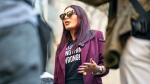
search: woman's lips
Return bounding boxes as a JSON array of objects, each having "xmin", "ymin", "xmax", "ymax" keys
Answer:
[{"xmin": 65, "ymin": 21, "xmax": 70, "ymax": 25}]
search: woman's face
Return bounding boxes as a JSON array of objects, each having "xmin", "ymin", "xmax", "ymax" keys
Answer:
[{"xmin": 62, "ymin": 7, "xmax": 78, "ymax": 30}]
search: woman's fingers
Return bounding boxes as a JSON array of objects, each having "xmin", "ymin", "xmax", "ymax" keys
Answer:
[
  {"xmin": 90, "ymin": 58, "xmax": 93, "ymax": 63},
  {"xmin": 78, "ymin": 66, "xmax": 88, "ymax": 71},
  {"xmin": 77, "ymin": 60, "xmax": 98, "ymax": 73},
  {"xmin": 77, "ymin": 70, "xmax": 85, "ymax": 73},
  {"xmin": 83, "ymin": 63, "xmax": 91, "ymax": 66},
  {"xmin": 77, "ymin": 67, "xmax": 85, "ymax": 70},
  {"xmin": 79, "ymin": 65, "xmax": 88, "ymax": 68},
  {"xmin": 77, "ymin": 67, "xmax": 86, "ymax": 74}
]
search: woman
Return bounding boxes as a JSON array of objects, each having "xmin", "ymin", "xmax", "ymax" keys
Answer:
[{"xmin": 54, "ymin": 5, "xmax": 109, "ymax": 84}]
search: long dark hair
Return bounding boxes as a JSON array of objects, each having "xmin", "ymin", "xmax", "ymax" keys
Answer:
[{"xmin": 57, "ymin": 5, "xmax": 95, "ymax": 55}]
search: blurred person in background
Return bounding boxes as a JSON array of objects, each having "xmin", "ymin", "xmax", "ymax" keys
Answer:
[
  {"xmin": 0, "ymin": 0, "xmax": 43, "ymax": 84},
  {"xmin": 78, "ymin": 0, "xmax": 150, "ymax": 84},
  {"xmin": 54, "ymin": 5, "xmax": 109, "ymax": 84}
]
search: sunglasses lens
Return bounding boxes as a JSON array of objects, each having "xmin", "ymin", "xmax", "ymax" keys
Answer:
[
  {"xmin": 60, "ymin": 10, "xmax": 75, "ymax": 20},
  {"xmin": 67, "ymin": 11, "xmax": 73, "ymax": 17},
  {"xmin": 60, "ymin": 14, "xmax": 65, "ymax": 20}
]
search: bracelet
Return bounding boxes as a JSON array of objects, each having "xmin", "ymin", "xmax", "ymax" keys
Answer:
[{"xmin": 92, "ymin": 66, "xmax": 103, "ymax": 75}]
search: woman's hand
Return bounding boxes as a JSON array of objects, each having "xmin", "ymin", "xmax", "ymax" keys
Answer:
[{"xmin": 77, "ymin": 58, "xmax": 99, "ymax": 74}]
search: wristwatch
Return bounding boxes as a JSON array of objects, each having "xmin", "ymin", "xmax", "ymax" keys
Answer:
[{"xmin": 93, "ymin": 66, "xmax": 103, "ymax": 75}]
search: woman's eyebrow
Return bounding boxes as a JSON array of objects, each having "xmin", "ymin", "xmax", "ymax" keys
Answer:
[{"xmin": 64, "ymin": 10, "xmax": 73, "ymax": 13}]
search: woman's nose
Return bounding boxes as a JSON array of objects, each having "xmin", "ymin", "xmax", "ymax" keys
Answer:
[{"xmin": 64, "ymin": 15, "xmax": 69, "ymax": 20}]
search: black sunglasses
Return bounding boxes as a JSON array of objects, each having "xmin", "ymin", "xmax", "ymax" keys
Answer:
[{"xmin": 60, "ymin": 10, "xmax": 75, "ymax": 20}]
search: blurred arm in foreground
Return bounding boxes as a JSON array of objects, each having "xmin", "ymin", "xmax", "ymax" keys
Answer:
[{"xmin": 0, "ymin": 0, "xmax": 53, "ymax": 84}]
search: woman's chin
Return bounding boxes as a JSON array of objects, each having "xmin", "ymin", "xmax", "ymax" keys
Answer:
[{"xmin": 65, "ymin": 27, "xmax": 74, "ymax": 30}]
